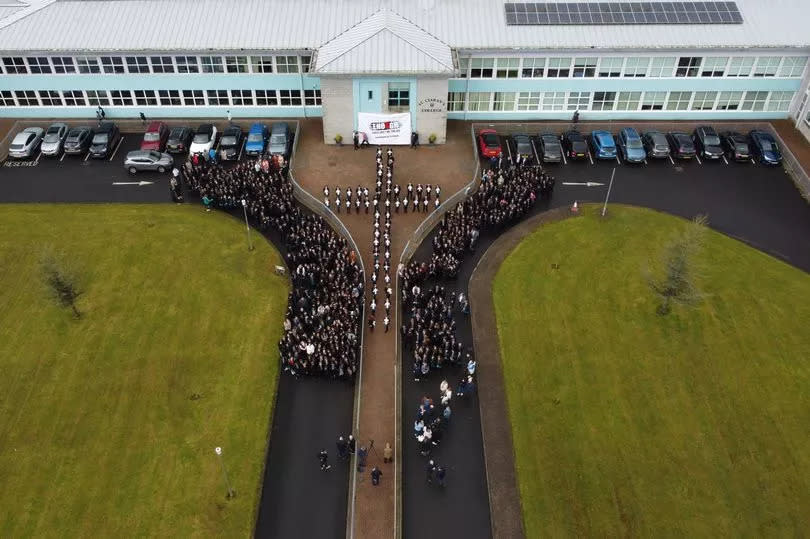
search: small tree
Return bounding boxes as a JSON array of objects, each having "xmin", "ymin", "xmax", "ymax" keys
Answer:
[
  {"xmin": 40, "ymin": 247, "xmax": 83, "ymax": 319},
  {"xmin": 647, "ymin": 214, "xmax": 708, "ymax": 315}
]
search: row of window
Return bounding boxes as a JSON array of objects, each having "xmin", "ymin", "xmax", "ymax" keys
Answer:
[
  {"xmin": 459, "ymin": 56, "xmax": 807, "ymax": 79},
  {"xmin": 447, "ymin": 90, "xmax": 795, "ymax": 113},
  {"xmin": 0, "ymin": 89, "xmax": 322, "ymax": 107},
  {"xmin": 0, "ymin": 54, "xmax": 311, "ymax": 75}
]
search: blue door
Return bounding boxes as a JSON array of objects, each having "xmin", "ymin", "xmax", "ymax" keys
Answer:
[{"xmin": 358, "ymin": 81, "xmax": 382, "ymax": 113}]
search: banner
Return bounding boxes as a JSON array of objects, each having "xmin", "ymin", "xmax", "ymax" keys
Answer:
[{"xmin": 357, "ymin": 112, "xmax": 412, "ymax": 145}]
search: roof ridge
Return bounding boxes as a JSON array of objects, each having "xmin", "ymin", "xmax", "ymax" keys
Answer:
[
  {"xmin": 0, "ymin": 0, "xmax": 54, "ymax": 31},
  {"xmin": 317, "ymin": 25, "xmax": 388, "ymax": 71},
  {"xmin": 382, "ymin": 11, "xmax": 454, "ymax": 70}
]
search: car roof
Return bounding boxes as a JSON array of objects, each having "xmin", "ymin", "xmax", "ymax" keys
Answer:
[
  {"xmin": 68, "ymin": 126, "xmax": 91, "ymax": 133},
  {"xmin": 197, "ymin": 123, "xmax": 214, "ymax": 131},
  {"xmin": 540, "ymin": 133, "xmax": 558, "ymax": 140},
  {"xmin": 270, "ymin": 123, "xmax": 289, "ymax": 133},
  {"xmin": 146, "ymin": 121, "xmax": 165, "ymax": 131},
  {"xmin": 593, "ymin": 130, "xmax": 612, "ymax": 139},
  {"xmin": 621, "ymin": 127, "xmax": 641, "ymax": 137},
  {"xmin": 127, "ymin": 150, "xmax": 156, "ymax": 158},
  {"xmin": 565, "ymin": 130, "xmax": 584, "ymax": 139},
  {"xmin": 96, "ymin": 122, "xmax": 116, "ymax": 132},
  {"xmin": 697, "ymin": 125, "xmax": 717, "ymax": 133},
  {"xmin": 22, "ymin": 126, "xmax": 43, "ymax": 133},
  {"xmin": 513, "ymin": 133, "xmax": 529, "ymax": 139},
  {"xmin": 224, "ymin": 125, "xmax": 241, "ymax": 135},
  {"xmin": 249, "ymin": 122, "xmax": 266, "ymax": 132},
  {"xmin": 169, "ymin": 126, "xmax": 189, "ymax": 133}
]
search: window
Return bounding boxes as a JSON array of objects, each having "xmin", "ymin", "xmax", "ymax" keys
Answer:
[
  {"xmin": 388, "ymin": 83, "xmax": 409, "ymax": 108},
  {"xmin": 86, "ymin": 90, "xmax": 110, "ymax": 106},
  {"xmin": 182, "ymin": 90, "xmax": 205, "ymax": 106},
  {"xmin": 150, "ymin": 56, "xmax": 175, "ymax": 73},
  {"xmin": 275, "ymin": 56, "xmax": 299, "ymax": 73},
  {"xmin": 76, "ymin": 56, "xmax": 100, "ymax": 74},
  {"xmin": 547, "ymin": 58, "xmax": 571, "ymax": 77},
  {"xmin": 230, "ymin": 89, "xmax": 254, "ymax": 106},
  {"xmin": 458, "ymin": 57, "xmax": 469, "ymax": 78},
  {"xmin": 251, "ymin": 56, "xmax": 274, "ymax": 73},
  {"xmin": 15, "ymin": 90, "xmax": 38, "ymax": 105},
  {"xmin": 62, "ymin": 90, "xmax": 86, "ymax": 106},
  {"xmin": 567, "ymin": 91, "xmax": 590, "ymax": 110},
  {"xmin": 541, "ymin": 92, "xmax": 565, "ymax": 111},
  {"xmin": 716, "ymin": 91, "xmax": 743, "ymax": 110},
  {"xmin": 447, "ymin": 92, "xmax": 465, "ymax": 111},
  {"xmin": 51, "ymin": 57, "xmax": 76, "ymax": 74},
  {"xmin": 467, "ymin": 92, "xmax": 491, "ymax": 111},
  {"xmin": 676, "ymin": 57, "xmax": 701, "ymax": 77},
  {"xmin": 38, "ymin": 90, "xmax": 62, "ymax": 106},
  {"xmin": 175, "ymin": 56, "xmax": 199, "ymax": 73},
  {"xmin": 493, "ymin": 92, "xmax": 516, "ymax": 111},
  {"xmin": 598, "ymin": 57, "xmax": 623, "ymax": 78},
  {"xmin": 691, "ymin": 91, "xmax": 718, "ymax": 110},
  {"xmin": 592, "ymin": 91, "xmax": 616, "ymax": 110},
  {"xmin": 727, "ymin": 57, "xmax": 755, "ymax": 77},
  {"xmin": 126, "ymin": 56, "xmax": 150, "ymax": 73},
  {"xmin": 666, "ymin": 91, "xmax": 692, "ymax": 110},
  {"xmin": 517, "ymin": 92, "xmax": 541, "ymax": 111},
  {"xmin": 766, "ymin": 91, "xmax": 794, "ymax": 111},
  {"xmin": 255, "ymin": 90, "xmax": 278, "ymax": 106},
  {"xmin": 701, "ymin": 57, "xmax": 728, "ymax": 77},
  {"xmin": 158, "ymin": 90, "xmax": 181, "ymax": 106},
  {"xmin": 470, "ymin": 58, "xmax": 494, "ymax": 78},
  {"xmin": 778, "ymin": 57, "xmax": 807, "ymax": 77},
  {"xmin": 304, "ymin": 89, "xmax": 321, "ymax": 106},
  {"xmin": 200, "ymin": 56, "xmax": 224, "ymax": 73},
  {"xmin": 110, "ymin": 90, "xmax": 133, "ymax": 106},
  {"xmin": 741, "ymin": 91, "xmax": 768, "ymax": 111},
  {"xmin": 206, "ymin": 89, "xmax": 229, "ymax": 106},
  {"xmin": 100, "ymin": 56, "xmax": 125, "ymax": 74},
  {"xmin": 496, "ymin": 58, "xmax": 519, "ymax": 78},
  {"xmin": 133, "ymin": 90, "xmax": 157, "ymax": 106},
  {"xmin": 616, "ymin": 92, "xmax": 641, "ymax": 111},
  {"xmin": 279, "ymin": 89, "xmax": 302, "ymax": 106},
  {"xmin": 521, "ymin": 58, "xmax": 545, "ymax": 78},
  {"xmin": 2, "ymin": 56, "xmax": 27, "ymax": 74},
  {"xmin": 648, "ymin": 57, "xmax": 675, "ymax": 77},
  {"xmin": 623, "ymin": 57, "xmax": 649, "ymax": 77},
  {"xmin": 640, "ymin": 91, "xmax": 666, "ymax": 110},
  {"xmin": 225, "ymin": 56, "xmax": 248, "ymax": 73},
  {"xmin": 301, "ymin": 55, "xmax": 311, "ymax": 73},
  {"xmin": 27, "ymin": 57, "xmax": 51, "ymax": 74},
  {"xmin": 0, "ymin": 90, "xmax": 15, "ymax": 106},
  {"xmin": 753, "ymin": 57, "xmax": 780, "ymax": 77},
  {"xmin": 573, "ymin": 57, "xmax": 597, "ymax": 78}
]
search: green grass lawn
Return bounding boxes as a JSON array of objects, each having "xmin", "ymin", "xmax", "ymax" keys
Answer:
[
  {"xmin": 0, "ymin": 204, "xmax": 289, "ymax": 538},
  {"xmin": 493, "ymin": 205, "xmax": 810, "ymax": 537}
]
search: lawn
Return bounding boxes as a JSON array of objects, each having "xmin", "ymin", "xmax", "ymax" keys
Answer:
[
  {"xmin": 0, "ymin": 204, "xmax": 289, "ymax": 538},
  {"xmin": 493, "ymin": 205, "xmax": 810, "ymax": 537}
]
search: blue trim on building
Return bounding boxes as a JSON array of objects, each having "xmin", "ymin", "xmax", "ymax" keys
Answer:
[
  {"xmin": 448, "ymin": 110, "xmax": 789, "ymax": 121},
  {"xmin": 1, "ymin": 106, "xmax": 323, "ymax": 119},
  {"xmin": 449, "ymin": 78, "xmax": 801, "ymax": 93}
]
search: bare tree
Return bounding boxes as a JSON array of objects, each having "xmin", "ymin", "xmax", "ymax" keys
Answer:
[{"xmin": 39, "ymin": 247, "xmax": 82, "ymax": 319}]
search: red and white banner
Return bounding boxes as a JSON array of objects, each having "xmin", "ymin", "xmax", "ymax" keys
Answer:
[{"xmin": 358, "ymin": 112, "xmax": 412, "ymax": 145}]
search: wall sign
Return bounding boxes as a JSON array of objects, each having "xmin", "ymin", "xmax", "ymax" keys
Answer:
[{"xmin": 418, "ymin": 98, "xmax": 446, "ymax": 113}]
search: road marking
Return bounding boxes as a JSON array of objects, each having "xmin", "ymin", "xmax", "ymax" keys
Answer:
[
  {"xmin": 750, "ymin": 158, "xmax": 756, "ymax": 165},
  {"xmin": 722, "ymin": 155, "xmax": 729, "ymax": 165},
  {"xmin": 615, "ymin": 155, "xmax": 621, "ymax": 165},
  {"xmin": 588, "ymin": 151, "xmax": 594, "ymax": 165},
  {"xmin": 33, "ymin": 150, "xmax": 42, "ymax": 164},
  {"xmin": 238, "ymin": 139, "xmax": 245, "ymax": 162},
  {"xmin": 562, "ymin": 181, "xmax": 605, "ymax": 187},
  {"xmin": 109, "ymin": 136, "xmax": 124, "ymax": 161},
  {"xmin": 644, "ymin": 159, "xmax": 648, "ymax": 166},
  {"xmin": 695, "ymin": 155, "xmax": 702, "ymax": 165},
  {"xmin": 561, "ymin": 151, "xmax": 568, "ymax": 165},
  {"xmin": 531, "ymin": 139, "xmax": 540, "ymax": 165},
  {"xmin": 84, "ymin": 150, "xmax": 90, "ymax": 162},
  {"xmin": 112, "ymin": 181, "xmax": 154, "ymax": 186},
  {"xmin": 60, "ymin": 151, "xmax": 66, "ymax": 162},
  {"xmin": 668, "ymin": 155, "xmax": 675, "ymax": 165}
]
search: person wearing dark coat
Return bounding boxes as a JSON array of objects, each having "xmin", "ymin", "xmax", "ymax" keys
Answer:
[
  {"xmin": 371, "ymin": 466, "xmax": 382, "ymax": 485},
  {"xmin": 318, "ymin": 449, "xmax": 331, "ymax": 471}
]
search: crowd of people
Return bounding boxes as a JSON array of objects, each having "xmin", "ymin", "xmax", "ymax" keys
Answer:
[{"xmin": 367, "ymin": 147, "xmax": 396, "ymax": 333}]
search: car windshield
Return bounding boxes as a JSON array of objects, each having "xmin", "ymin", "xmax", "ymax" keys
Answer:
[
  {"xmin": 92, "ymin": 133, "xmax": 108, "ymax": 144},
  {"xmin": 735, "ymin": 143, "xmax": 749, "ymax": 152},
  {"xmin": 598, "ymin": 135, "xmax": 613, "ymax": 145},
  {"xmin": 221, "ymin": 136, "xmax": 237, "ymax": 146},
  {"xmin": 149, "ymin": 151, "xmax": 162, "ymax": 159},
  {"xmin": 44, "ymin": 133, "xmax": 61, "ymax": 142},
  {"xmin": 169, "ymin": 129, "xmax": 185, "ymax": 138},
  {"xmin": 193, "ymin": 133, "xmax": 210, "ymax": 143},
  {"xmin": 247, "ymin": 133, "xmax": 264, "ymax": 142},
  {"xmin": 542, "ymin": 136, "xmax": 557, "ymax": 145},
  {"xmin": 627, "ymin": 138, "xmax": 643, "ymax": 149},
  {"xmin": 482, "ymin": 133, "xmax": 499, "ymax": 146},
  {"xmin": 10, "ymin": 143, "xmax": 23, "ymax": 149},
  {"xmin": 66, "ymin": 134, "xmax": 79, "ymax": 142},
  {"xmin": 143, "ymin": 132, "xmax": 161, "ymax": 142},
  {"xmin": 517, "ymin": 143, "xmax": 531, "ymax": 154},
  {"xmin": 704, "ymin": 135, "xmax": 721, "ymax": 146},
  {"xmin": 760, "ymin": 140, "xmax": 776, "ymax": 152},
  {"xmin": 270, "ymin": 135, "xmax": 286, "ymax": 144}
]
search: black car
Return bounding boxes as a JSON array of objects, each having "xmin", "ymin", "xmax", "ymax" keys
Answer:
[
  {"xmin": 63, "ymin": 126, "xmax": 94, "ymax": 156},
  {"xmin": 748, "ymin": 130, "xmax": 783, "ymax": 166},
  {"xmin": 561, "ymin": 130, "xmax": 588, "ymax": 160},
  {"xmin": 720, "ymin": 131, "xmax": 751, "ymax": 162},
  {"xmin": 642, "ymin": 130, "xmax": 671, "ymax": 159},
  {"xmin": 666, "ymin": 131, "xmax": 696, "ymax": 159},
  {"xmin": 537, "ymin": 132, "xmax": 562, "ymax": 163},
  {"xmin": 219, "ymin": 125, "xmax": 243, "ymax": 161},
  {"xmin": 509, "ymin": 133, "xmax": 534, "ymax": 164},
  {"xmin": 166, "ymin": 126, "xmax": 193, "ymax": 154},
  {"xmin": 692, "ymin": 125, "xmax": 723, "ymax": 160},
  {"xmin": 89, "ymin": 122, "xmax": 121, "ymax": 159}
]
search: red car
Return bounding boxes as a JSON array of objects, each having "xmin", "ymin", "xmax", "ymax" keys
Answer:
[
  {"xmin": 477, "ymin": 129, "xmax": 502, "ymax": 158},
  {"xmin": 140, "ymin": 121, "xmax": 169, "ymax": 152}
]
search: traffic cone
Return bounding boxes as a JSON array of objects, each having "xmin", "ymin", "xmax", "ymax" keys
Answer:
[{"xmin": 571, "ymin": 201, "xmax": 579, "ymax": 213}]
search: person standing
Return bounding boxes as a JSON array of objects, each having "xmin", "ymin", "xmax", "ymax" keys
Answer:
[
  {"xmin": 337, "ymin": 436, "xmax": 348, "ymax": 461},
  {"xmin": 425, "ymin": 460, "xmax": 435, "ymax": 484},
  {"xmin": 318, "ymin": 449, "xmax": 331, "ymax": 471},
  {"xmin": 371, "ymin": 466, "xmax": 382, "ymax": 486},
  {"xmin": 353, "ymin": 131, "xmax": 360, "ymax": 150},
  {"xmin": 357, "ymin": 446, "xmax": 368, "ymax": 472},
  {"xmin": 435, "ymin": 464, "xmax": 446, "ymax": 487},
  {"xmin": 348, "ymin": 434, "xmax": 356, "ymax": 455},
  {"xmin": 383, "ymin": 442, "xmax": 393, "ymax": 463},
  {"xmin": 227, "ymin": 109, "xmax": 233, "ymax": 125},
  {"xmin": 139, "ymin": 112, "xmax": 146, "ymax": 125}
]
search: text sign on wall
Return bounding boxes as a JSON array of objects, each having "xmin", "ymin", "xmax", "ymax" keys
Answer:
[
  {"xmin": 358, "ymin": 112, "xmax": 412, "ymax": 145},
  {"xmin": 418, "ymin": 98, "xmax": 446, "ymax": 113}
]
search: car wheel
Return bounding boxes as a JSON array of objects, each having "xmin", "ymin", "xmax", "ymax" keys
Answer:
[
  {"xmin": 157, "ymin": 166, "xmax": 166, "ymax": 173},
  {"xmin": 129, "ymin": 167, "xmax": 137, "ymax": 175}
]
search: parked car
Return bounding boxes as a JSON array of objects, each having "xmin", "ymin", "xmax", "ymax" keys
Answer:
[
  {"xmin": 166, "ymin": 126, "xmax": 193, "ymax": 154},
  {"xmin": 89, "ymin": 122, "xmax": 121, "ymax": 159},
  {"xmin": 748, "ymin": 130, "xmax": 783, "ymax": 165},
  {"xmin": 666, "ymin": 131, "xmax": 697, "ymax": 159},
  {"xmin": 692, "ymin": 125, "xmax": 723, "ymax": 160},
  {"xmin": 590, "ymin": 130, "xmax": 617, "ymax": 160},
  {"xmin": 510, "ymin": 133, "xmax": 534, "ymax": 163},
  {"xmin": 720, "ymin": 131, "xmax": 751, "ymax": 162},
  {"xmin": 268, "ymin": 122, "xmax": 292, "ymax": 158},
  {"xmin": 63, "ymin": 126, "xmax": 94, "ymax": 156},
  {"xmin": 219, "ymin": 125, "xmax": 243, "ymax": 161},
  {"xmin": 245, "ymin": 123, "xmax": 269, "ymax": 157},
  {"xmin": 615, "ymin": 127, "xmax": 646, "ymax": 163},
  {"xmin": 124, "ymin": 150, "xmax": 173, "ymax": 174},
  {"xmin": 39, "ymin": 123, "xmax": 69, "ymax": 157},
  {"xmin": 140, "ymin": 121, "xmax": 169, "ymax": 152},
  {"xmin": 537, "ymin": 132, "xmax": 562, "ymax": 163},
  {"xmin": 8, "ymin": 127, "xmax": 44, "ymax": 159},
  {"xmin": 642, "ymin": 130, "xmax": 671, "ymax": 159},
  {"xmin": 561, "ymin": 130, "xmax": 588, "ymax": 160},
  {"xmin": 189, "ymin": 123, "xmax": 218, "ymax": 155},
  {"xmin": 477, "ymin": 128, "xmax": 502, "ymax": 158}
]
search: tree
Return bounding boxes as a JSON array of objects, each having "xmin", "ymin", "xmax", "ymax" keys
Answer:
[
  {"xmin": 39, "ymin": 247, "xmax": 83, "ymax": 319},
  {"xmin": 647, "ymin": 214, "xmax": 708, "ymax": 315}
]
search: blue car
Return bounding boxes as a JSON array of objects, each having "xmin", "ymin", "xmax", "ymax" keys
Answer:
[
  {"xmin": 245, "ymin": 123, "xmax": 269, "ymax": 157},
  {"xmin": 591, "ymin": 130, "xmax": 616, "ymax": 160},
  {"xmin": 748, "ymin": 130, "xmax": 782, "ymax": 166},
  {"xmin": 617, "ymin": 127, "xmax": 646, "ymax": 163}
]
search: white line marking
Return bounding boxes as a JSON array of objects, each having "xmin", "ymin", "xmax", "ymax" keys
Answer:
[
  {"xmin": 60, "ymin": 150, "xmax": 66, "ymax": 162},
  {"xmin": 695, "ymin": 155, "xmax": 702, "ymax": 165},
  {"xmin": 616, "ymin": 155, "xmax": 621, "ymax": 165},
  {"xmin": 644, "ymin": 159, "xmax": 648, "ymax": 166},
  {"xmin": 561, "ymin": 152, "xmax": 568, "ymax": 165},
  {"xmin": 588, "ymin": 151, "xmax": 594, "ymax": 165},
  {"xmin": 668, "ymin": 155, "xmax": 675, "ymax": 165},
  {"xmin": 109, "ymin": 136, "xmax": 124, "ymax": 161},
  {"xmin": 84, "ymin": 150, "xmax": 90, "ymax": 162},
  {"xmin": 750, "ymin": 158, "xmax": 756, "ymax": 165},
  {"xmin": 238, "ymin": 138, "xmax": 245, "ymax": 162},
  {"xmin": 33, "ymin": 150, "xmax": 41, "ymax": 164},
  {"xmin": 722, "ymin": 155, "xmax": 729, "ymax": 165},
  {"xmin": 531, "ymin": 139, "xmax": 540, "ymax": 165}
]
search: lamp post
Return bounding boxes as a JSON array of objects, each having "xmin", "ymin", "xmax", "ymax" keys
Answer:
[
  {"xmin": 215, "ymin": 446, "xmax": 235, "ymax": 499},
  {"xmin": 241, "ymin": 199, "xmax": 254, "ymax": 251}
]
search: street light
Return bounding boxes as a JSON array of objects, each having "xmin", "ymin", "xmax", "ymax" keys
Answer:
[
  {"xmin": 241, "ymin": 199, "xmax": 254, "ymax": 251},
  {"xmin": 215, "ymin": 446, "xmax": 235, "ymax": 499}
]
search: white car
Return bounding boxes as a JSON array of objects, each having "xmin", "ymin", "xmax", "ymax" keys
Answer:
[
  {"xmin": 8, "ymin": 127, "xmax": 44, "ymax": 159},
  {"xmin": 189, "ymin": 124, "xmax": 217, "ymax": 155},
  {"xmin": 40, "ymin": 122, "xmax": 69, "ymax": 157}
]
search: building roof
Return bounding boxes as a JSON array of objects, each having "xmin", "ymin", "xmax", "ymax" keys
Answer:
[
  {"xmin": 0, "ymin": 0, "xmax": 808, "ymax": 53},
  {"xmin": 314, "ymin": 9, "xmax": 453, "ymax": 75}
]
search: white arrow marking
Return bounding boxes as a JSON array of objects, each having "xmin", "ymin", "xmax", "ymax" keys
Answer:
[
  {"xmin": 112, "ymin": 181, "xmax": 154, "ymax": 186},
  {"xmin": 562, "ymin": 181, "xmax": 605, "ymax": 187}
]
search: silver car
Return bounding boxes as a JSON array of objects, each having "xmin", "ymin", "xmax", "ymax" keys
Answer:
[
  {"xmin": 124, "ymin": 150, "xmax": 173, "ymax": 174},
  {"xmin": 8, "ymin": 127, "xmax": 44, "ymax": 159},
  {"xmin": 40, "ymin": 122, "xmax": 69, "ymax": 157}
]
